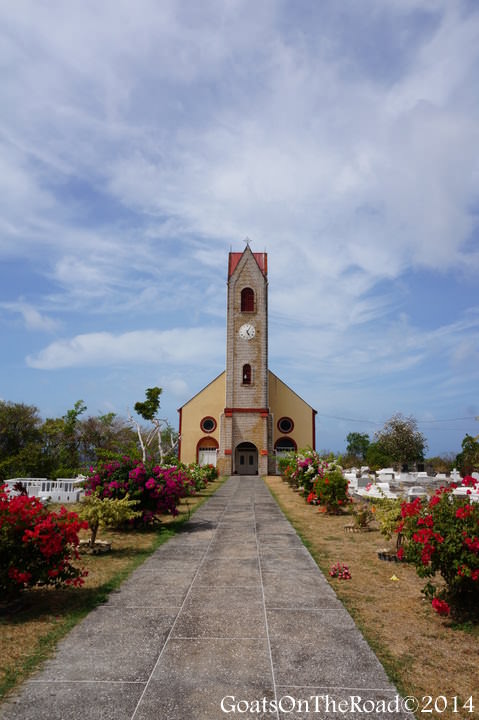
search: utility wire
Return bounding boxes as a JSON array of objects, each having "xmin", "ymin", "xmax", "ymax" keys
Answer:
[{"xmin": 316, "ymin": 413, "xmax": 478, "ymax": 425}]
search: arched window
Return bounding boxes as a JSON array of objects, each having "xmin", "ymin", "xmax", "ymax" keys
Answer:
[
  {"xmin": 241, "ymin": 287, "xmax": 255, "ymax": 312},
  {"xmin": 274, "ymin": 437, "xmax": 297, "ymax": 452},
  {"xmin": 196, "ymin": 437, "xmax": 219, "ymax": 466},
  {"xmin": 242, "ymin": 364, "xmax": 252, "ymax": 384}
]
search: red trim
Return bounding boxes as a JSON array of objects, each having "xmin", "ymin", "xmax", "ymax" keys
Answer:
[
  {"xmin": 277, "ymin": 416, "xmax": 294, "ymax": 433},
  {"xmin": 200, "ymin": 416, "xmax": 217, "ymax": 433},
  {"xmin": 177, "ymin": 407, "xmax": 182, "ymax": 461},
  {"xmin": 224, "ymin": 407, "xmax": 269, "ymax": 414}
]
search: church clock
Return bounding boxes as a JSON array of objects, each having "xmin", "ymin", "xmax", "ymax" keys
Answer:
[{"xmin": 239, "ymin": 323, "xmax": 255, "ymax": 340}]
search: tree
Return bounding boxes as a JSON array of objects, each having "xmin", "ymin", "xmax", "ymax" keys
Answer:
[
  {"xmin": 346, "ymin": 432, "xmax": 370, "ymax": 460},
  {"xmin": 78, "ymin": 413, "xmax": 138, "ymax": 465},
  {"xmin": 41, "ymin": 400, "xmax": 87, "ymax": 478},
  {"xmin": 129, "ymin": 387, "xmax": 179, "ymax": 463},
  {"xmin": 456, "ymin": 434, "xmax": 479, "ymax": 476},
  {"xmin": 0, "ymin": 401, "xmax": 44, "ymax": 479},
  {"xmin": 365, "ymin": 442, "xmax": 393, "ymax": 471},
  {"xmin": 425, "ymin": 454, "xmax": 456, "ymax": 475},
  {"xmin": 61, "ymin": 400, "xmax": 86, "ymax": 471},
  {"xmin": 374, "ymin": 413, "xmax": 427, "ymax": 469}
]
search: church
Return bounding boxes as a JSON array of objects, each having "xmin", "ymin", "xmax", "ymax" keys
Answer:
[{"xmin": 177, "ymin": 244, "xmax": 317, "ymax": 475}]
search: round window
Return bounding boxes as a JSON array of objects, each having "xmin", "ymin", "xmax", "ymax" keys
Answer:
[
  {"xmin": 200, "ymin": 416, "xmax": 216, "ymax": 433},
  {"xmin": 277, "ymin": 417, "xmax": 294, "ymax": 434}
]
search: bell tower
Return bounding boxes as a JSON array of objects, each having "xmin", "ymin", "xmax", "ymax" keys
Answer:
[{"xmin": 217, "ymin": 243, "xmax": 273, "ymax": 476}]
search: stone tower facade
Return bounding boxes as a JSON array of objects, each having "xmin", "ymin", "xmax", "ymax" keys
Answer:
[{"xmin": 216, "ymin": 245, "xmax": 274, "ymax": 476}]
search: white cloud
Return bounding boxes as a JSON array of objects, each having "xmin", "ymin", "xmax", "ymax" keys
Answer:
[
  {"xmin": 1, "ymin": 2, "xmax": 477, "ymax": 297},
  {"xmin": 1, "ymin": 301, "xmax": 60, "ymax": 332},
  {"xmin": 165, "ymin": 378, "xmax": 189, "ymax": 398},
  {"xmin": 26, "ymin": 327, "xmax": 225, "ymax": 369}
]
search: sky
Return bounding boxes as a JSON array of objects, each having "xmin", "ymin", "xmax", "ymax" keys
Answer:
[{"xmin": 0, "ymin": 0, "xmax": 478, "ymax": 458}]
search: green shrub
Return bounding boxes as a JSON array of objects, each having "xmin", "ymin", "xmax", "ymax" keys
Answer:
[
  {"xmin": 373, "ymin": 497, "xmax": 403, "ymax": 548},
  {"xmin": 186, "ymin": 463, "xmax": 218, "ymax": 491},
  {"xmin": 78, "ymin": 492, "xmax": 141, "ymax": 545},
  {"xmin": 313, "ymin": 462, "xmax": 349, "ymax": 514}
]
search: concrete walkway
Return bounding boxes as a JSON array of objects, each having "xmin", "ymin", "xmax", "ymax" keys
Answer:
[{"xmin": 1, "ymin": 477, "xmax": 412, "ymax": 719}]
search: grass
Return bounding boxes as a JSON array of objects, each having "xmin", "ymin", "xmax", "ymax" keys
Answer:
[
  {"xmin": 0, "ymin": 477, "xmax": 225, "ymax": 701},
  {"xmin": 263, "ymin": 476, "xmax": 478, "ymax": 720}
]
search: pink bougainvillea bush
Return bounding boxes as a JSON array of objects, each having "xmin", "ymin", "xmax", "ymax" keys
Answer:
[
  {"xmin": 84, "ymin": 457, "xmax": 194, "ymax": 524},
  {"xmin": 0, "ymin": 485, "xmax": 88, "ymax": 599},
  {"xmin": 398, "ymin": 476, "xmax": 479, "ymax": 619},
  {"xmin": 280, "ymin": 449, "xmax": 350, "ymax": 513}
]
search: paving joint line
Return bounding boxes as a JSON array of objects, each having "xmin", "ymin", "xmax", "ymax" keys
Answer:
[
  {"xmin": 254, "ymin": 478, "xmax": 281, "ymax": 720},
  {"xmin": 129, "ymin": 480, "xmax": 239, "ymax": 720}
]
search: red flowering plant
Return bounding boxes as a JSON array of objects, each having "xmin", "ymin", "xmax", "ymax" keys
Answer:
[
  {"xmin": 397, "ymin": 476, "xmax": 479, "ymax": 619},
  {"xmin": 313, "ymin": 460, "xmax": 350, "ymax": 514},
  {"xmin": 0, "ymin": 485, "xmax": 88, "ymax": 599},
  {"xmin": 329, "ymin": 562, "xmax": 352, "ymax": 580},
  {"xmin": 84, "ymin": 457, "xmax": 194, "ymax": 524}
]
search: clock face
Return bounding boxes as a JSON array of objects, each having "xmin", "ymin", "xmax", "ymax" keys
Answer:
[{"xmin": 239, "ymin": 323, "xmax": 255, "ymax": 340}]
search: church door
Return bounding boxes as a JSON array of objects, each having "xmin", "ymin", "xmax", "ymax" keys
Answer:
[{"xmin": 235, "ymin": 442, "xmax": 258, "ymax": 475}]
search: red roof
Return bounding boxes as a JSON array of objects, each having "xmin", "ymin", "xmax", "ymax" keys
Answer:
[{"xmin": 228, "ymin": 250, "xmax": 267, "ymax": 278}]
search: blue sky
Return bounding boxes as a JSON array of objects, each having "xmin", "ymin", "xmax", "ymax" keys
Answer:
[{"xmin": 0, "ymin": 0, "xmax": 478, "ymax": 457}]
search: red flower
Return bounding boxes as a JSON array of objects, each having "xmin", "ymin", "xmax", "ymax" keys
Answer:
[
  {"xmin": 401, "ymin": 497, "xmax": 422, "ymax": 518},
  {"xmin": 431, "ymin": 598, "xmax": 450, "ymax": 617},
  {"xmin": 456, "ymin": 505, "xmax": 473, "ymax": 520}
]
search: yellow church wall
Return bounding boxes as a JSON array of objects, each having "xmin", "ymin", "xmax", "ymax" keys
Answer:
[
  {"xmin": 268, "ymin": 371, "xmax": 316, "ymax": 451},
  {"xmin": 178, "ymin": 372, "xmax": 225, "ymax": 465}
]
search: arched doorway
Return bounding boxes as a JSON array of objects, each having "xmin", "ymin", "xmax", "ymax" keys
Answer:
[{"xmin": 235, "ymin": 442, "xmax": 258, "ymax": 475}]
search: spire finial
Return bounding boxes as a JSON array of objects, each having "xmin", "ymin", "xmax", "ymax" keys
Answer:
[{"xmin": 244, "ymin": 236, "xmax": 251, "ymax": 247}]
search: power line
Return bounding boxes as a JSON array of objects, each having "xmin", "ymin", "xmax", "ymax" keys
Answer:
[
  {"xmin": 417, "ymin": 417, "xmax": 478, "ymax": 424},
  {"xmin": 316, "ymin": 413, "xmax": 379, "ymax": 425},
  {"xmin": 316, "ymin": 413, "xmax": 478, "ymax": 426}
]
